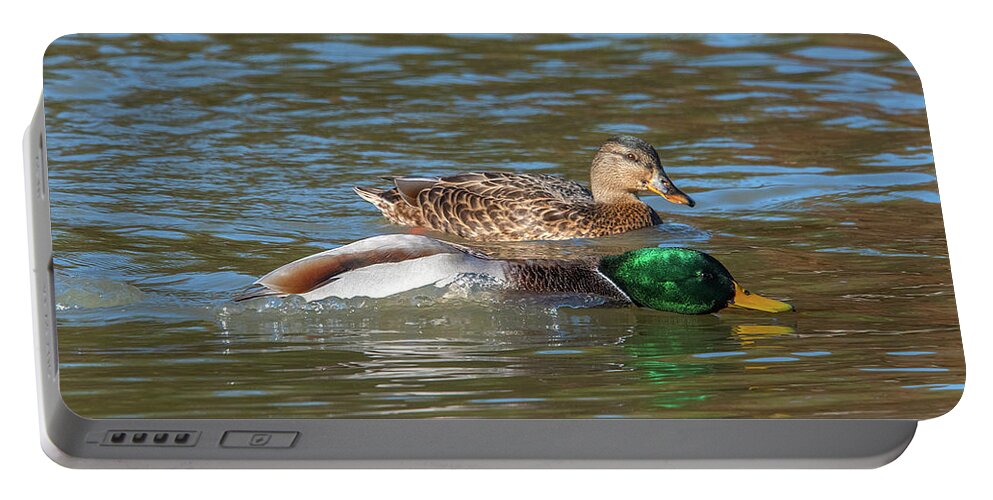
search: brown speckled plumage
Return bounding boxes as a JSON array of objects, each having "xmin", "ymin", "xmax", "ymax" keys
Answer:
[
  {"xmin": 503, "ymin": 258, "xmax": 631, "ymax": 302},
  {"xmin": 353, "ymin": 136, "xmax": 693, "ymax": 242}
]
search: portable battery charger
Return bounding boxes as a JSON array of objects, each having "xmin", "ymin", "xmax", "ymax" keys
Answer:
[{"xmin": 26, "ymin": 34, "xmax": 963, "ymax": 468}]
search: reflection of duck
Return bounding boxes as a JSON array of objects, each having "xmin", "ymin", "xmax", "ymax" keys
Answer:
[
  {"xmin": 235, "ymin": 234, "xmax": 792, "ymax": 315},
  {"xmin": 619, "ymin": 317, "xmax": 797, "ymax": 410},
  {"xmin": 353, "ymin": 136, "xmax": 694, "ymax": 241}
]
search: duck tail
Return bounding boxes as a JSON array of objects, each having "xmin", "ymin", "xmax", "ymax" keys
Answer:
[
  {"xmin": 232, "ymin": 283, "xmax": 281, "ymax": 302},
  {"xmin": 353, "ymin": 185, "xmax": 388, "ymax": 205},
  {"xmin": 354, "ymin": 185, "xmax": 419, "ymax": 224}
]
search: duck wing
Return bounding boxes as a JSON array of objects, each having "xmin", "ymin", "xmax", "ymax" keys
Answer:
[
  {"xmin": 397, "ymin": 172, "xmax": 594, "ymax": 240},
  {"xmin": 234, "ymin": 234, "xmax": 490, "ymax": 301},
  {"xmin": 427, "ymin": 172, "xmax": 591, "ymax": 204}
]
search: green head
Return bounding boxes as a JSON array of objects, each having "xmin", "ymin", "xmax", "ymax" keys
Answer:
[{"xmin": 598, "ymin": 247, "xmax": 793, "ymax": 315}]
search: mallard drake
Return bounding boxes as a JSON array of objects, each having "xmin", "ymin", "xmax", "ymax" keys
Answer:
[
  {"xmin": 235, "ymin": 234, "xmax": 792, "ymax": 315},
  {"xmin": 353, "ymin": 135, "xmax": 694, "ymax": 241}
]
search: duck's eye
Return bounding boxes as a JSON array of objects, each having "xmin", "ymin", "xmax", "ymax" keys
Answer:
[{"xmin": 626, "ymin": 153, "xmax": 637, "ymax": 161}]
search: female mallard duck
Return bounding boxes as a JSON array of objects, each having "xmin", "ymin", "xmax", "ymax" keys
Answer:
[
  {"xmin": 235, "ymin": 234, "xmax": 792, "ymax": 315},
  {"xmin": 353, "ymin": 135, "xmax": 695, "ymax": 242}
]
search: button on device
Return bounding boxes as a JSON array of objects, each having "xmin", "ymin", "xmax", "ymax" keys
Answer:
[{"xmin": 220, "ymin": 431, "xmax": 298, "ymax": 448}]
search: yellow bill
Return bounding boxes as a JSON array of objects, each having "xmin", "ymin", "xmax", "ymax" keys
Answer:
[{"xmin": 729, "ymin": 282, "xmax": 794, "ymax": 313}]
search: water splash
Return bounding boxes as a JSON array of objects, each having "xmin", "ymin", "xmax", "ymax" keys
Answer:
[{"xmin": 55, "ymin": 276, "xmax": 144, "ymax": 310}]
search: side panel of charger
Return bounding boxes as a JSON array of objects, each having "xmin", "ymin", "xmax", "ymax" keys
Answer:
[{"xmin": 24, "ymin": 99, "xmax": 67, "ymax": 465}]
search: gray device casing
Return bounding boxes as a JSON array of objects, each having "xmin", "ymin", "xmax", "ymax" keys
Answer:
[{"xmin": 24, "ymin": 100, "xmax": 917, "ymax": 468}]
